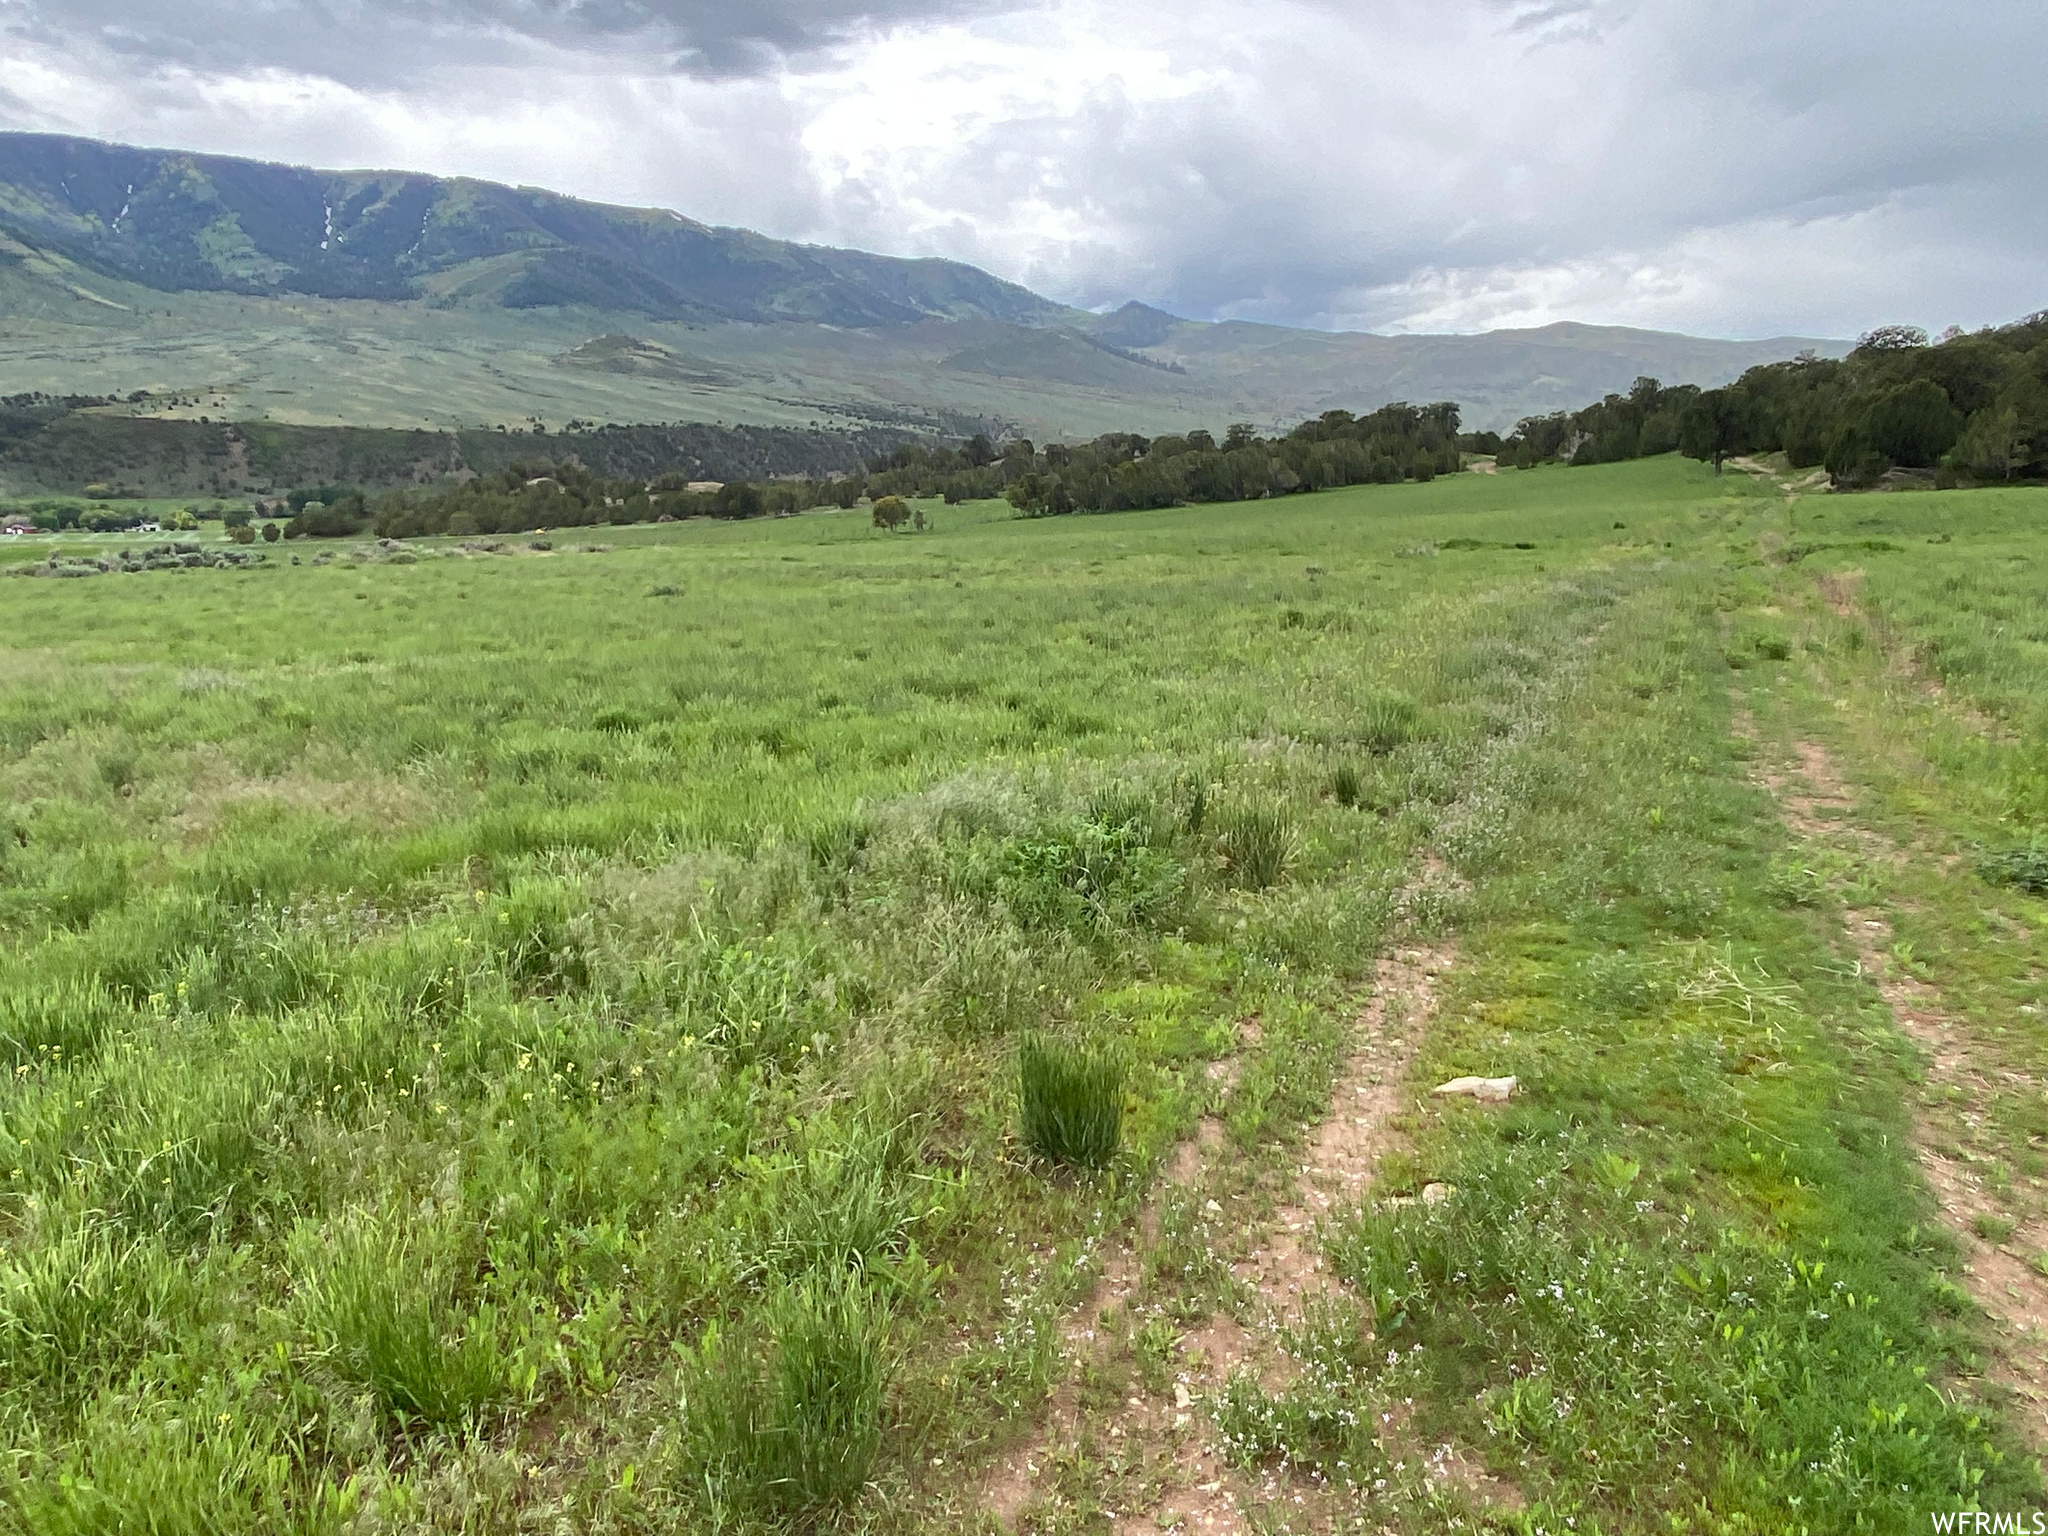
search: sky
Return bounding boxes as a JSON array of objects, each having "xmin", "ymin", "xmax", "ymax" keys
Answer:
[{"xmin": 0, "ymin": 0, "xmax": 2041, "ymax": 339}]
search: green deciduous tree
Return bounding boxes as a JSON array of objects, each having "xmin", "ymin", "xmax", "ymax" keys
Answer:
[
  {"xmin": 1678, "ymin": 388, "xmax": 1751, "ymax": 473},
  {"xmin": 1950, "ymin": 404, "xmax": 2026, "ymax": 482},
  {"xmin": 1863, "ymin": 379, "xmax": 1961, "ymax": 468}
]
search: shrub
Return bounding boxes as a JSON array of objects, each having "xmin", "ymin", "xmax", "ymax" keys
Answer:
[
  {"xmin": 260, "ymin": 522, "xmax": 280, "ymax": 543},
  {"xmin": 871, "ymin": 495, "xmax": 910, "ymax": 531},
  {"xmin": 1980, "ymin": 840, "xmax": 2048, "ymax": 895},
  {"xmin": 996, "ymin": 817, "xmax": 1185, "ymax": 939},
  {"xmin": 229, "ymin": 524, "xmax": 255, "ymax": 544},
  {"xmin": 1019, "ymin": 1032, "xmax": 1125, "ymax": 1167},
  {"xmin": 1216, "ymin": 804, "xmax": 1292, "ymax": 890}
]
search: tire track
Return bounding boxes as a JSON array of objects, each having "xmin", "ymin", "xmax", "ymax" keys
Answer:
[
  {"xmin": 976, "ymin": 936, "xmax": 1458, "ymax": 1533},
  {"xmin": 1745, "ymin": 723, "xmax": 2048, "ymax": 1445}
]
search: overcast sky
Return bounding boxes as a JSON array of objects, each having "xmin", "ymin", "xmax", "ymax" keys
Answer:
[{"xmin": 1, "ymin": 0, "xmax": 2040, "ymax": 337}]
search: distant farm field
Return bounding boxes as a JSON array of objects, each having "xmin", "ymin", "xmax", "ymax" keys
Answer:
[{"xmin": 4, "ymin": 458, "xmax": 2047, "ymax": 1532}]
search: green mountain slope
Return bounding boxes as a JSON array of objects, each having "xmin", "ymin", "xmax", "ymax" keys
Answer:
[
  {"xmin": 0, "ymin": 133, "xmax": 1847, "ymax": 438},
  {"xmin": 0, "ymin": 132, "xmax": 1067, "ymax": 326}
]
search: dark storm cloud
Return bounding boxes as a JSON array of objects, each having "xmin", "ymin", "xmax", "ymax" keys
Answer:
[{"xmin": 0, "ymin": 0, "xmax": 1030, "ymax": 81}]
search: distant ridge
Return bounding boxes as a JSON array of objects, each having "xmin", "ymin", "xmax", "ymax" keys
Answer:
[
  {"xmin": 0, "ymin": 132, "xmax": 1848, "ymax": 437},
  {"xmin": 0, "ymin": 131, "xmax": 1070, "ymax": 327}
]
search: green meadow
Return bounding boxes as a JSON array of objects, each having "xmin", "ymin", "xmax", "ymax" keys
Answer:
[{"xmin": 3, "ymin": 457, "xmax": 2046, "ymax": 1533}]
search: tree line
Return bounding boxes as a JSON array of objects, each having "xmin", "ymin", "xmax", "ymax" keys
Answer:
[
  {"xmin": 1495, "ymin": 312, "xmax": 2048, "ymax": 486},
  {"xmin": 0, "ymin": 395, "xmax": 931, "ymax": 500},
  {"xmin": 864, "ymin": 403, "xmax": 1471, "ymax": 516},
  {"xmin": 259, "ymin": 314, "xmax": 2048, "ymax": 541},
  {"xmin": 287, "ymin": 402, "xmax": 1475, "ymax": 538},
  {"xmin": 348, "ymin": 465, "xmax": 863, "ymax": 540}
]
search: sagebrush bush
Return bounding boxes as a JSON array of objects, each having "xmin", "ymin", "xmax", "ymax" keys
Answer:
[{"xmin": 1018, "ymin": 1032, "xmax": 1126, "ymax": 1167}]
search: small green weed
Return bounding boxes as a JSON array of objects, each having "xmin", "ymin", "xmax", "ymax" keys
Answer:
[
  {"xmin": 1979, "ymin": 840, "xmax": 2048, "ymax": 894},
  {"xmin": 1762, "ymin": 858, "xmax": 1830, "ymax": 907},
  {"xmin": 1973, "ymin": 1211, "xmax": 2017, "ymax": 1244}
]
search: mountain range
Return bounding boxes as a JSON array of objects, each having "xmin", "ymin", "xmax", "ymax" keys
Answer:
[{"xmin": 0, "ymin": 132, "xmax": 1845, "ymax": 439}]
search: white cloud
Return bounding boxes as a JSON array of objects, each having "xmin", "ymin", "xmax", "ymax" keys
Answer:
[
  {"xmin": 1354, "ymin": 195, "xmax": 2045, "ymax": 337},
  {"xmin": 0, "ymin": 0, "xmax": 2040, "ymax": 336}
]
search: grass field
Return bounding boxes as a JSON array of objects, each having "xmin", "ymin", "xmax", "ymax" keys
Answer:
[{"xmin": 2, "ymin": 457, "xmax": 2045, "ymax": 1533}]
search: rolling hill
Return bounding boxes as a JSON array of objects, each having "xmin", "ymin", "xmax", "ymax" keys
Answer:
[{"xmin": 0, "ymin": 132, "xmax": 1845, "ymax": 441}]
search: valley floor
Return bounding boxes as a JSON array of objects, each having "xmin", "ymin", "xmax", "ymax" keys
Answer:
[{"xmin": 2, "ymin": 457, "xmax": 2045, "ymax": 1532}]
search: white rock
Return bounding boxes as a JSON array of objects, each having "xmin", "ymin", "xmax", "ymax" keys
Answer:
[
  {"xmin": 1422, "ymin": 1182, "xmax": 1451, "ymax": 1205},
  {"xmin": 1432, "ymin": 1075, "xmax": 1516, "ymax": 1101},
  {"xmin": 1174, "ymin": 1383, "xmax": 1194, "ymax": 1409}
]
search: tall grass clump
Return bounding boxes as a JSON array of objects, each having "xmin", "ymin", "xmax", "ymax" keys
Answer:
[
  {"xmin": 1018, "ymin": 1032, "xmax": 1126, "ymax": 1168},
  {"xmin": 1215, "ymin": 804, "xmax": 1292, "ymax": 890},
  {"xmin": 682, "ymin": 1271, "xmax": 892, "ymax": 1520},
  {"xmin": 1355, "ymin": 693, "xmax": 1419, "ymax": 756},
  {"xmin": 291, "ymin": 1214, "xmax": 526, "ymax": 1429},
  {"xmin": 1330, "ymin": 762, "xmax": 1363, "ymax": 808},
  {"xmin": 0, "ymin": 975, "xmax": 127, "ymax": 1068},
  {"xmin": 1086, "ymin": 784, "xmax": 1173, "ymax": 848},
  {"xmin": 757, "ymin": 1117, "xmax": 933, "ymax": 1283}
]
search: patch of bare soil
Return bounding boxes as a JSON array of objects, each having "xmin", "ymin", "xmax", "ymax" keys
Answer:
[
  {"xmin": 1751, "ymin": 735, "xmax": 2048, "ymax": 1446},
  {"xmin": 1729, "ymin": 455, "xmax": 1802, "ymax": 502},
  {"xmin": 1238, "ymin": 944, "xmax": 1449, "ymax": 1319},
  {"xmin": 1816, "ymin": 569, "xmax": 1864, "ymax": 618}
]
